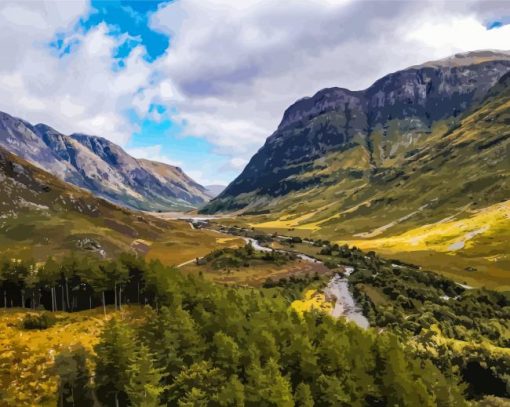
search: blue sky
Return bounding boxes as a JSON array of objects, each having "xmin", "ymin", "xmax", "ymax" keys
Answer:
[
  {"xmin": 74, "ymin": 0, "xmax": 239, "ymax": 185},
  {"xmin": 1, "ymin": 0, "xmax": 508, "ymax": 186}
]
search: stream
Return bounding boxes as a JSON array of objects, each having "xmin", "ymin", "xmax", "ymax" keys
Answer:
[
  {"xmin": 186, "ymin": 220, "xmax": 370, "ymax": 328},
  {"xmin": 241, "ymin": 236, "xmax": 369, "ymax": 329},
  {"xmin": 324, "ymin": 269, "xmax": 370, "ymax": 329}
]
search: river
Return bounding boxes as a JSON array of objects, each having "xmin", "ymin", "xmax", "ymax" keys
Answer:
[
  {"xmin": 324, "ymin": 270, "xmax": 370, "ymax": 329},
  {"xmin": 242, "ymin": 236, "xmax": 369, "ymax": 329},
  {"xmin": 184, "ymin": 221, "xmax": 369, "ymax": 328}
]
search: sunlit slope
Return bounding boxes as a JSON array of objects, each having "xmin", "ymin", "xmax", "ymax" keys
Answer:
[
  {"xmin": 245, "ymin": 74, "xmax": 510, "ymax": 286},
  {"xmin": 0, "ymin": 147, "xmax": 237, "ymax": 263},
  {"xmin": 347, "ymin": 200, "xmax": 510, "ymax": 289},
  {"xmin": 0, "ymin": 307, "xmax": 146, "ymax": 406}
]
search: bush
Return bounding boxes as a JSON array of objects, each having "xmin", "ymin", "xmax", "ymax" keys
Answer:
[
  {"xmin": 324, "ymin": 260, "xmax": 338, "ymax": 269},
  {"xmin": 22, "ymin": 312, "xmax": 57, "ymax": 330}
]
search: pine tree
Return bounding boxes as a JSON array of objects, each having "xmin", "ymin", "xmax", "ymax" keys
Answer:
[
  {"xmin": 377, "ymin": 335, "xmax": 435, "ymax": 407},
  {"xmin": 53, "ymin": 346, "xmax": 94, "ymax": 407},
  {"xmin": 294, "ymin": 383, "xmax": 314, "ymax": 407},
  {"xmin": 94, "ymin": 318, "xmax": 136, "ymax": 406},
  {"xmin": 316, "ymin": 374, "xmax": 350, "ymax": 406},
  {"xmin": 168, "ymin": 361, "xmax": 226, "ymax": 405},
  {"xmin": 218, "ymin": 375, "xmax": 245, "ymax": 407},
  {"xmin": 126, "ymin": 344, "xmax": 165, "ymax": 407},
  {"xmin": 213, "ymin": 331, "xmax": 240, "ymax": 374},
  {"xmin": 246, "ymin": 358, "xmax": 294, "ymax": 406},
  {"xmin": 142, "ymin": 306, "xmax": 205, "ymax": 381}
]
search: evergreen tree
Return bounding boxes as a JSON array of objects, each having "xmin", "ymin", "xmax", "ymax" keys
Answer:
[
  {"xmin": 168, "ymin": 361, "xmax": 226, "ymax": 405},
  {"xmin": 218, "ymin": 375, "xmax": 245, "ymax": 407},
  {"xmin": 246, "ymin": 358, "xmax": 294, "ymax": 406},
  {"xmin": 315, "ymin": 374, "xmax": 350, "ymax": 407},
  {"xmin": 54, "ymin": 346, "xmax": 94, "ymax": 407},
  {"xmin": 213, "ymin": 331, "xmax": 240, "ymax": 374},
  {"xmin": 126, "ymin": 344, "xmax": 165, "ymax": 407},
  {"xmin": 94, "ymin": 318, "xmax": 136, "ymax": 406},
  {"xmin": 294, "ymin": 383, "xmax": 314, "ymax": 407},
  {"xmin": 377, "ymin": 335, "xmax": 435, "ymax": 407}
]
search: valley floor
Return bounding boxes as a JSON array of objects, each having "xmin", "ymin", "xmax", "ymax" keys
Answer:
[{"xmin": 213, "ymin": 203, "xmax": 510, "ymax": 291}]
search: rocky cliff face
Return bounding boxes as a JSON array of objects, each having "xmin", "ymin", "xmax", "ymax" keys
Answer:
[
  {"xmin": 0, "ymin": 113, "xmax": 211, "ymax": 211},
  {"xmin": 205, "ymin": 51, "xmax": 510, "ymax": 210}
]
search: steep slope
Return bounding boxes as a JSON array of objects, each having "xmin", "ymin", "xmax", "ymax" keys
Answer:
[
  {"xmin": 203, "ymin": 51, "xmax": 510, "ymax": 286},
  {"xmin": 0, "ymin": 145, "xmax": 168, "ymax": 260},
  {"xmin": 138, "ymin": 158, "xmax": 208, "ymax": 205},
  {"xmin": 0, "ymin": 113, "xmax": 210, "ymax": 211},
  {"xmin": 206, "ymin": 50, "xmax": 510, "ymax": 211}
]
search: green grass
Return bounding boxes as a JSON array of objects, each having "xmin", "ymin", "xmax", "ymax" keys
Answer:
[{"xmin": 218, "ymin": 91, "xmax": 510, "ymax": 287}]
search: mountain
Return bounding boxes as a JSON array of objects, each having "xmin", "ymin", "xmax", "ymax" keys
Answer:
[
  {"xmin": 0, "ymin": 145, "xmax": 173, "ymax": 260},
  {"xmin": 203, "ymin": 50, "xmax": 510, "ymax": 288},
  {"xmin": 0, "ymin": 112, "xmax": 211, "ymax": 211},
  {"xmin": 205, "ymin": 184, "xmax": 226, "ymax": 198}
]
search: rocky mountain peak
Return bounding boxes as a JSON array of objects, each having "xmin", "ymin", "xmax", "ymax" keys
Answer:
[
  {"xmin": 204, "ymin": 50, "xmax": 510, "ymax": 212},
  {"xmin": 0, "ymin": 111, "xmax": 211, "ymax": 211}
]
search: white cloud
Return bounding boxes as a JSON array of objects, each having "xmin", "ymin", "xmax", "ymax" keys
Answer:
[
  {"xmin": 0, "ymin": 1, "xmax": 156, "ymax": 146},
  {"xmin": 126, "ymin": 144, "xmax": 182, "ymax": 167},
  {"xmin": 225, "ymin": 157, "xmax": 249, "ymax": 172},
  {"xmin": 149, "ymin": 0, "xmax": 510, "ymax": 169},
  {"xmin": 185, "ymin": 169, "xmax": 227, "ymax": 187}
]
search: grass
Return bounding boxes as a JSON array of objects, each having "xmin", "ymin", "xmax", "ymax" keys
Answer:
[
  {"xmin": 181, "ymin": 259, "xmax": 328, "ymax": 287},
  {"xmin": 145, "ymin": 228, "xmax": 245, "ymax": 266},
  {"xmin": 0, "ymin": 306, "xmax": 148, "ymax": 406},
  {"xmin": 291, "ymin": 289, "xmax": 333, "ymax": 315}
]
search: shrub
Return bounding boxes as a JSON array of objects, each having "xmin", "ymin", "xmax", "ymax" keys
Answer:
[
  {"xmin": 22, "ymin": 312, "xmax": 57, "ymax": 330},
  {"xmin": 324, "ymin": 260, "xmax": 338, "ymax": 269}
]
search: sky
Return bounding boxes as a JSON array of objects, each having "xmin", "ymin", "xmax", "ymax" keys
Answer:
[{"xmin": 0, "ymin": 0, "xmax": 509, "ymax": 186}]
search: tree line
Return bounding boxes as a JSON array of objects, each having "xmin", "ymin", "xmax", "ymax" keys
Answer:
[
  {"xmin": 46, "ymin": 255, "xmax": 470, "ymax": 406},
  {"xmin": 0, "ymin": 254, "xmax": 158, "ymax": 314}
]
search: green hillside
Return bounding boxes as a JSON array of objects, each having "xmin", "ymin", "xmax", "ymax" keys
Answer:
[
  {"xmin": 207, "ymin": 71, "xmax": 510, "ymax": 288},
  {"xmin": 0, "ymin": 147, "xmax": 236, "ymax": 264}
]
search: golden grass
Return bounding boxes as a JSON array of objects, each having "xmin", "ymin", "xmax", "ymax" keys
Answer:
[
  {"xmin": 181, "ymin": 259, "xmax": 328, "ymax": 287},
  {"xmin": 291, "ymin": 289, "xmax": 333, "ymax": 315},
  {"xmin": 346, "ymin": 200, "xmax": 510, "ymax": 254},
  {"xmin": 0, "ymin": 306, "xmax": 147, "ymax": 406},
  {"xmin": 145, "ymin": 227, "xmax": 245, "ymax": 266}
]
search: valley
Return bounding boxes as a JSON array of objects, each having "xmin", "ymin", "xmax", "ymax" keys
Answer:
[
  {"xmin": 1, "ymin": 49, "xmax": 510, "ymax": 406},
  {"xmin": 203, "ymin": 52, "xmax": 510, "ymax": 291},
  {"xmin": 1, "ymin": 218, "xmax": 508, "ymax": 405}
]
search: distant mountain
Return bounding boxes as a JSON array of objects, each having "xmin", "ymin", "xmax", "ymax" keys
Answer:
[
  {"xmin": 0, "ymin": 113, "xmax": 210, "ymax": 211},
  {"xmin": 202, "ymin": 51, "xmax": 510, "ymax": 286},
  {"xmin": 205, "ymin": 184, "xmax": 226, "ymax": 198},
  {"xmin": 0, "ymin": 145, "xmax": 175, "ymax": 260}
]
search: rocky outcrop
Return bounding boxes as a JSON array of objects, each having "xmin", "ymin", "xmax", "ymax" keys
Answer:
[
  {"xmin": 0, "ymin": 113, "xmax": 211, "ymax": 211},
  {"xmin": 204, "ymin": 51, "xmax": 510, "ymax": 211}
]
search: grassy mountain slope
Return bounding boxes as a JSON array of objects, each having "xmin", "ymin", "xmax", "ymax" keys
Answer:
[
  {"xmin": 206, "ymin": 59, "xmax": 510, "ymax": 288},
  {"xmin": 0, "ymin": 147, "xmax": 239, "ymax": 263}
]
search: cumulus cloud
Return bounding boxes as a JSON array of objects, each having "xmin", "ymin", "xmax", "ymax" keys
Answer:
[
  {"xmin": 126, "ymin": 144, "xmax": 183, "ymax": 167},
  {"xmin": 150, "ymin": 0, "xmax": 510, "ymax": 169},
  {"xmin": 1, "ymin": 0, "xmax": 509, "ymax": 182},
  {"xmin": 0, "ymin": 0, "xmax": 156, "ymax": 145}
]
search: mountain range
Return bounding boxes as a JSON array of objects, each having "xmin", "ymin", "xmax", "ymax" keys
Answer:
[
  {"xmin": 0, "ymin": 143, "xmax": 176, "ymax": 260},
  {"xmin": 203, "ymin": 50, "xmax": 510, "ymax": 288},
  {"xmin": 0, "ymin": 112, "xmax": 211, "ymax": 211}
]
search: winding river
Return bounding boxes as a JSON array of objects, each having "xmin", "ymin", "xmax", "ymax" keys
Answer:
[
  {"xmin": 181, "ymin": 220, "xmax": 370, "ymax": 329},
  {"xmin": 242, "ymin": 236, "xmax": 370, "ymax": 329}
]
